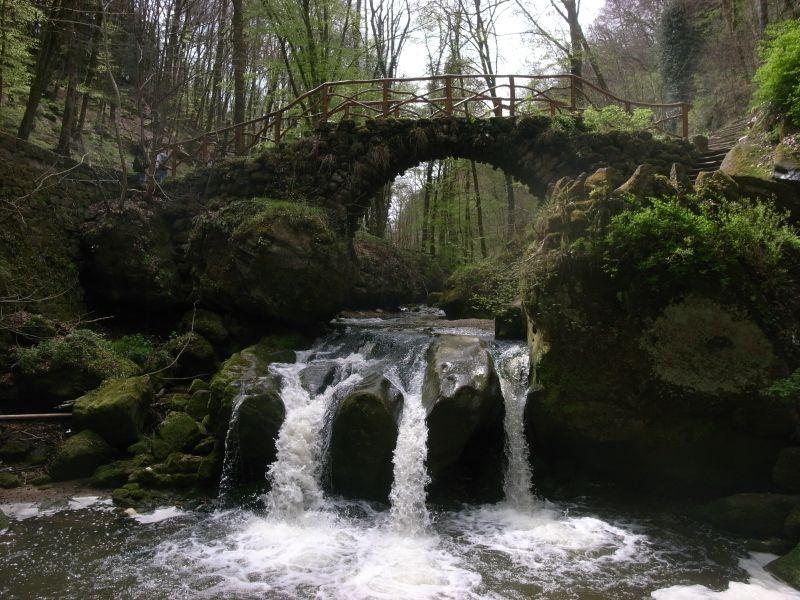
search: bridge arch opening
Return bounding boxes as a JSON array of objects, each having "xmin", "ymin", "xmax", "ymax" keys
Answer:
[{"xmin": 360, "ymin": 159, "xmax": 540, "ymax": 267}]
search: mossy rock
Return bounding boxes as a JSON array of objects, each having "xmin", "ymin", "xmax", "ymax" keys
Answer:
[
  {"xmin": 49, "ymin": 430, "xmax": 113, "ymax": 481},
  {"xmin": 720, "ymin": 136, "xmax": 773, "ymax": 180},
  {"xmin": 0, "ymin": 438, "xmax": 32, "ymax": 461},
  {"xmin": 197, "ymin": 444, "xmax": 223, "ymax": 485},
  {"xmin": 207, "ymin": 334, "xmax": 304, "ymax": 437},
  {"xmin": 151, "ymin": 411, "xmax": 203, "ymax": 460},
  {"xmin": 328, "ymin": 372, "xmax": 402, "ymax": 501},
  {"xmin": 165, "ymin": 392, "xmax": 191, "ymax": 412},
  {"xmin": 186, "ymin": 389, "xmax": 211, "ymax": 420},
  {"xmin": 0, "ymin": 508, "xmax": 10, "ymax": 529},
  {"xmin": 110, "ymin": 483, "xmax": 165, "ymax": 509},
  {"xmin": 697, "ymin": 493, "xmax": 800, "ymax": 538},
  {"xmin": 89, "ymin": 460, "xmax": 136, "ymax": 488},
  {"xmin": 189, "ymin": 378, "xmax": 210, "ymax": 394},
  {"xmin": 161, "ymin": 332, "xmax": 217, "ymax": 378},
  {"xmin": 14, "ymin": 329, "xmax": 139, "ymax": 402},
  {"xmin": 73, "ymin": 375, "xmax": 154, "ymax": 448},
  {"xmin": 181, "ymin": 309, "xmax": 228, "ymax": 344},
  {"xmin": 767, "ymin": 543, "xmax": 800, "ymax": 589},
  {"xmin": 0, "ymin": 472, "xmax": 21, "ymax": 488},
  {"xmin": 188, "ymin": 197, "xmax": 354, "ymax": 324},
  {"xmin": 160, "ymin": 452, "xmax": 204, "ymax": 475}
]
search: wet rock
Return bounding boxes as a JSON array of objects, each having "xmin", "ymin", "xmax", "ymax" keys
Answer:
[
  {"xmin": 49, "ymin": 430, "xmax": 113, "ymax": 481},
  {"xmin": 767, "ymin": 543, "xmax": 800, "ymax": 589},
  {"xmin": 775, "ymin": 448, "xmax": 800, "ymax": 493},
  {"xmin": 328, "ymin": 372, "xmax": 403, "ymax": 501},
  {"xmin": 73, "ymin": 375, "xmax": 154, "ymax": 448},
  {"xmin": 0, "ymin": 508, "xmax": 9, "ymax": 529},
  {"xmin": 697, "ymin": 493, "xmax": 800, "ymax": 538},
  {"xmin": 227, "ymin": 378, "xmax": 285, "ymax": 484},
  {"xmin": 299, "ymin": 361, "xmax": 337, "ymax": 395},
  {"xmin": 422, "ymin": 335, "xmax": 504, "ymax": 500}
]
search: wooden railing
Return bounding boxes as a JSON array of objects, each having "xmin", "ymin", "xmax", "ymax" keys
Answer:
[{"xmin": 163, "ymin": 73, "xmax": 690, "ymax": 174}]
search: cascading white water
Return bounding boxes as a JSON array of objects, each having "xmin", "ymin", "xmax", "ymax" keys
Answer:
[
  {"xmin": 386, "ymin": 342, "xmax": 432, "ymax": 534},
  {"xmin": 493, "ymin": 342, "xmax": 536, "ymax": 509},
  {"xmin": 264, "ymin": 351, "xmax": 368, "ymax": 518}
]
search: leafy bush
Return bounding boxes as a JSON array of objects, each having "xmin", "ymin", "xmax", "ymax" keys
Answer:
[
  {"xmin": 754, "ymin": 20, "xmax": 800, "ymax": 125},
  {"xmin": 766, "ymin": 369, "xmax": 800, "ymax": 399},
  {"xmin": 583, "ymin": 105, "xmax": 654, "ymax": 133},
  {"xmin": 111, "ymin": 334, "xmax": 158, "ymax": 367},
  {"xmin": 602, "ymin": 196, "xmax": 800, "ymax": 292},
  {"xmin": 444, "ymin": 256, "xmax": 520, "ymax": 316}
]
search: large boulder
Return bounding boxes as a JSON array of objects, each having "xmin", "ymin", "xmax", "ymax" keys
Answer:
[
  {"xmin": 150, "ymin": 411, "xmax": 203, "ymax": 460},
  {"xmin": 189, "ymin": 198, "xmax": 354, "ymax": 325},
  {"xmin": 522, "ymin": 181, "xmax": 800, "ymax": 497},
  {"xmin": 328, "ymin": 372, "xmax": 403, "ymax": 501},
  {"xmin": 422, "ymin": 335, "xmax": 504, "ymax": 500},
  {"xmin": 49, "ymin": 430, "xmax": 113, "ymax": 481},
  {"xmin": 73, "ymin": 375, "xmax": 154, "ymax": 448},
  {"xmin": 225, "ymin": 377, "xmax": 285, "ymax": 484}
]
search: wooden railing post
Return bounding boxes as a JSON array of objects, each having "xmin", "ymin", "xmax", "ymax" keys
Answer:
[
  {"xmin": 444, "ymin": 75, "xmax": 453, "ymax": 116},
  {"xmin": 509, "ymin": 76, "xmax": 516, "ymax": 118},
  {"xmin": 681, "ymin": 103, "xmax": 690, "ymax": 139},
  {"xmin": 320, "ymin": 84, "xmax": 329, "ymax": 124},
  {"xmin": 569, "ymin": 75, "xmax": 577, "ymax": 110},
  {"xmin": 382, "ymin": 79, "xmax": 391, "ymax": 118}
]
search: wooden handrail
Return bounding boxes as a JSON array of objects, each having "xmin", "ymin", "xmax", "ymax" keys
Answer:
[{"xmin": 161, "ymin": 73, "xmax": 691, "ymax": 171}]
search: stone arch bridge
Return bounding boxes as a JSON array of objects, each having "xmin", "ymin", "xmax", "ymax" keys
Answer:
[{"xmin": 169, "ymin": 115, "xmax": 694, "ymax": 230}]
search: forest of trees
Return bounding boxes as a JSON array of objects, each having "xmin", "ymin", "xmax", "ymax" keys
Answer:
[{"xmin": 1, "ymin": 0, "xmax": 798, "ymax": 265}]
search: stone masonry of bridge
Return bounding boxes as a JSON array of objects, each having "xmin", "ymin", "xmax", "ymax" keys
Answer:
[{"xmin": 166, "ymin": 115, "xmax": 696, "ymax": 230}]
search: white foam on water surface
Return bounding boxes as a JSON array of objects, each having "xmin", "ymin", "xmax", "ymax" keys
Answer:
[
  {"xmin": 2, "ymin": 495, "xmax": 112, "ymax": 521},
  {"xmin": 150, "ymin": 508, "xmax": 481, "ymax": 600},
  {"xmin": 132, "ymin": 506, "xmax": 188, "ymax": 524},
  {"xmin": 651, "ymin": 553, "xmax": 800, "ymax": 599}
]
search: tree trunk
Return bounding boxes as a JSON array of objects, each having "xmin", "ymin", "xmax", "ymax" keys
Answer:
[
  {"xmin": 232, "ymin": 0, "xmax": 246, "ymax": 154},
  {"xmin": 18, "ymin": 0, "xmax": 63, "ymax": 140},
  {"xmin": 504, "ymin": 172, "xmax": 515, "ymax": 238},
  {"xmin": 757, "ymin": 0, "xmax": 768, "ymax": 32},
  {"xmin": 74, "ymin": 3, "xmax": 104, "ymax": 140},
  {"xmin": 470, "ymin": 160, "xmax": 487, "ymax": 259},
  {"xmin": 421, "ymin": 161, "xmax": 434, "ymax": 252},
  {"xmin": 56, "ymin": 7, "xmax": 85, "ymax": 156}
]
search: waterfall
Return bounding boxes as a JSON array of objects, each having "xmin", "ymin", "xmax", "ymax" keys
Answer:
[
  {"xmin": 217, "ymin": 384, "xmax": 248, "ymax": 500},
  {"xmin": 386, "ymin": 341, "xmax": 431, "ymax": 534},
  {"xmin": 264, "ymin": 351, "xmax": 367, "ymax": 518},
  {"xmin": 492, "ymin": 343, "xmax": 536, "ymax": 509}
]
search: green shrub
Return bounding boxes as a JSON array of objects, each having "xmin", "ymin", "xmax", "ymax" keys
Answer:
[
  {"xmin": 754, "ymin": 20, "xmax": 800, "ymax": 125},
  {"xmin": 766, "ymin": 369, "xmax": 800, "ymax": 398},
  {"xmin": 111, "ymin": 334, "xmax": 158, "ymax": 367},
  {"xmin": 602, "ymin": 195, "xmax": 800, "ymax": 291},
  {"xmin": 445, "ymin": 257, "xmax": 520, "ymax": 316},
  {"xmin": 583, "ymin": 105, "xmax": 654, "ymax": 133}
]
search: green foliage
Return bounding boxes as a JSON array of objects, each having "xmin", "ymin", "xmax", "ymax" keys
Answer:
[
  {"xmin": 583, "ymin": 106, "xmax": 654, "ymax": 133},
  {"xmin": 0, "ymin": 0, "xmax": 39, "ymax": 104},
  {"xmin": 754, "ymin": 20, "xmax": 800, "ymax": 125},
  {"xmin": 602, "ymin": 195, "xmax": 800, "ymax": 291},
  {"xmin": 766, "ymin": 369, "xmax": 800, "ymax": 399},
  {"xmin": 446, "ymin": 256, "xmax": 520, "ymax": 316},
  {"xmin": 111, "ymin": 334, "xmax": 157, "ymax": 367},
  {"xmin": 15, "ymin": 329, "xmax": 139, "ymax": 380}
]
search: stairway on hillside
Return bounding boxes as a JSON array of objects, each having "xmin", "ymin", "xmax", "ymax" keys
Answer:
[{"xmin": 689, "ymin": 116, "xmax": 751, "ymax": 178}]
